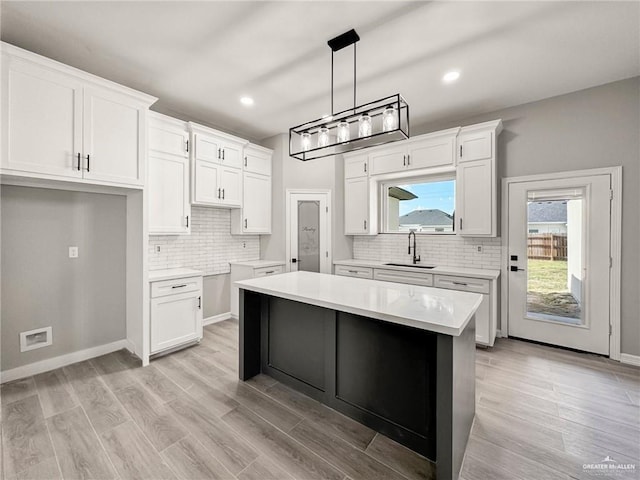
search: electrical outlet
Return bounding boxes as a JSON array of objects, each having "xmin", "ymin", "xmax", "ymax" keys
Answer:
[
  {"xmin": 69, "ymin": 246, "xmax": 79, "ymax": 258},
  {"xmin": 20, "ymin": 326, "xmax": 52, "ymax": 352},
  {"xmin": 155, "ymin": 245, "xmax": 161, "ymax": 253},
  {"xmin": 476, "ymin": 245, "xmax": 483, "ymax": 254}
]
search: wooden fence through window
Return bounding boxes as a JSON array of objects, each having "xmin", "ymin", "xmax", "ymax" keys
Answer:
[{"xmin": 527, "ymin": 234, "xmax": 568, "ymax": 260}]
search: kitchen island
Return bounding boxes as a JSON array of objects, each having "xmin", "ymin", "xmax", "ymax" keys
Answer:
[{"xmin": 236, "ymin": 271, "xmax": 481, "ymax": 480}]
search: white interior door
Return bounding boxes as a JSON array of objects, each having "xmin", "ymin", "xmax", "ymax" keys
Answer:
[
  {"xmin": 288, "ymin": 192, "xmax": 331, "ymax": 273},
  {"xmin": 507, "ymin": 175, "xmax": 611, "ymax": 354}
]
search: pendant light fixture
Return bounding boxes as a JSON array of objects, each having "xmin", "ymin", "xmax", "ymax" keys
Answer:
[{"xmin": 289, "ymin": 29, "xmax": 409, "ymax": 161}]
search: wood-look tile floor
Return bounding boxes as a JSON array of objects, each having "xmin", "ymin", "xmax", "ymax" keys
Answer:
[{"xmin": 2, "ymin": 320, "xmax": 639, "ymax": 480}]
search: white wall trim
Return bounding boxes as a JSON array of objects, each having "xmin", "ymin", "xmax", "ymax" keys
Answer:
[
  {"xmin": 620, "ymin": 353, "xmax": 640, "ymax": 367},
  {"xmin": 203, "ymin": 312, "xmax": 232, "ymax": 326},
  {"xmin": 501, "ymin": 166, "xmax": 623, "ymax": 360},
  {"xmin": 1, "ymin": 339, "xmax": 129, "ymax": 384}
]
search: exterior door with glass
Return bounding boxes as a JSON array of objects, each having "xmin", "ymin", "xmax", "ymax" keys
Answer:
[
  {"xmin": 507, "ymin": 175, "xmax": 611, "ymax": 354},
  {"xmin": 288, "ymin": 192, "xmax": 331, "ymax": 273}
]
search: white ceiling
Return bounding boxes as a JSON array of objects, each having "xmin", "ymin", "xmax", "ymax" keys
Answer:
[{"xmin": 1, "ymin": 1, "xmax": 638, "ymax": 142}]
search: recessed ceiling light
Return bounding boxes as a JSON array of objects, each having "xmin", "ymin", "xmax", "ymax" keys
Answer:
[
  {"xmin": 442, "ymin": 71, "xmax": 461, "ymax": 84},
  {"xmin": 240, "ymin": 96, "xmax": 254, "ymax": 106}
]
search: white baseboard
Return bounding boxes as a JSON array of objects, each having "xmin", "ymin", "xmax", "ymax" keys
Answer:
[
  {"xmin": 620, "ymin": 353, "xmax": 640, "ymax": 367},
  {"xmin": 1, "ymin": 339, "xmax": 129, "ymax": 384},
  {"xmin": 203, "ymin": 312, "xmax": 232, "ymax": 326}
]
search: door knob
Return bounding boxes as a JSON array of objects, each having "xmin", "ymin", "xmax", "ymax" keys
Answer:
[{"xmin": 510, "ymin": 266, "xmax": 525, "ymax": 272}]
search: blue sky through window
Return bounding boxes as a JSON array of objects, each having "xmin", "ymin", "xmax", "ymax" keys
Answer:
[{"xmin": 397, "ymin": 180, "xmax": 455, "ymax": 216}]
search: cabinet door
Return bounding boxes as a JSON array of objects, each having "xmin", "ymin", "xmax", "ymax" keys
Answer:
[
  {"xmin": 150, "ymin": 291, "xmax": 202, "ymax": 353},
  {"xmin": 82, "ymin": 87, "xmax": 143, "ymax": 186},
  {"xmin": 193, "ymin": 160, "xmax": 221, "ymax": 205},
  {"xmin": 220, "ymin": 141, "xmax": 243, "ymax": 169},
  {"xmin": 458, "ymin": 130, "xmax": 492, "ymax": 163},
  {"xmin": 344, "ymin": 177, "xmax": 370, "ymax": 234},
  {"xmin": 407, "ymin": 135, "xmax": 455, "ymax": 170},
  {"xmin": 242, "ymin": 172, "xmax": 271, "ymax": 233},
  {"xmin": 149, "ymin": 122, "xmax": 188, "ymax": 158},
  {"xmin": 456, "ymin": 159, "xmax": 493, "ymax": 235},
  {"xmin": 344, "ymin": 154, "xmax": 368, "ymax": 179},
  {"xmin": 369, "ymin": 146, "xmax": 407, "ymax": 175},
  {"xmin": 194, "ymin": 133, "xmax": 220, "ymax": 163},
  {"xmin": 244, "ymin": 150, "xmax": 271, "ymax": 175},
  {"xmin": 220, "ymin": 167, "xmax": 242, "ymax": 207},
  {"xmin": 148, "ymin": 152, "xmax": 190, "ymax": 234},
  {"xmin": 2, "ymin": 55, "xmax": 83, "ymax": 178}
]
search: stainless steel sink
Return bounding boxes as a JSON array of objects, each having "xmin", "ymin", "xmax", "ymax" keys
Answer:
[{"xmin": 384, "ymin": 263, "xmax": 435, "ymax": 269}]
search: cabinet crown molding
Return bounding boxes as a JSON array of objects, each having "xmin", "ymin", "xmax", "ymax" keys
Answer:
[
  {"xmin": 1, "ymin": 41, "xmax": 157, "ymax": 106},
  {"xmin": 188, "ymin": 121, "xmax": 249, "ymax": 146}
]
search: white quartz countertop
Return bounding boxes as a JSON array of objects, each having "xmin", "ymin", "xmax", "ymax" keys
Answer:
[
  {"xmin": 149, "ymin": 268, "xmax": 203, "ymax": 282},
  {"xmin": 229, "ymin": 260, "xmax": 286, "ymax": 268},
  {"xmin": 235, "ymin": 271, "xmax": 482, "ymax": 336},
  {"xmin": 334, "ymin": 259, "xmax": 500, "ymax": 280}
]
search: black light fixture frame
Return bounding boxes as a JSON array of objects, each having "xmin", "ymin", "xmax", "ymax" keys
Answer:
[{"xmin": 289, "ymin": 29, "xmax": 410, "ymax": 161}]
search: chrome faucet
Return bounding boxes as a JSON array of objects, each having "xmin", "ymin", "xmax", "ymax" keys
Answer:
[{"xmin": 408, "ymin": 230, "xmax": 421, "ymax": 264}]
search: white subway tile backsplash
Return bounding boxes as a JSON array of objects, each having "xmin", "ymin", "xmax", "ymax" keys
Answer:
[
  {"xmin": 353, "ymin": 234, "xmax": 502, "ymax": 270},
  {"xmin": 148, "ymin": 206, "xmax": 260, "ymax": 275}
]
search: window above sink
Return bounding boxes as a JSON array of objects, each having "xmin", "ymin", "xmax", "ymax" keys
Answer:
[{"xmin": 381, "ymin": 174, "xmax": 456, "ymax": 234}]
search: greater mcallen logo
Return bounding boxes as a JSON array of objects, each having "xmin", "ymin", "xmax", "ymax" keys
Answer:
[{"xmin": 583, "ymin": 456, "xmax": 636, "ymax": 475}]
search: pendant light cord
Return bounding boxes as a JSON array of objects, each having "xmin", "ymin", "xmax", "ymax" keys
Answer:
[{"xmin": 353, "ymin": 42, "xmax": 357, "ymax": 113}]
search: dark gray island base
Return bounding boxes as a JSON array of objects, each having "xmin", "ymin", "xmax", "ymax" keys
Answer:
[{"xmin": 239, "ymin": 289, "xmax": 476, "ymax": 480}]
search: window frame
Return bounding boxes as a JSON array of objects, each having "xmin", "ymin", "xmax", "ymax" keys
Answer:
[{"xmin": 380, "ymin": 172, "xmax": 457, "ymax": 235}]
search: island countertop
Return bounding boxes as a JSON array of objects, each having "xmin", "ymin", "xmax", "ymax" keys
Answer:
[{"xmin": 235, "ymin": 271, "xmax": 482, "ymax": 336}]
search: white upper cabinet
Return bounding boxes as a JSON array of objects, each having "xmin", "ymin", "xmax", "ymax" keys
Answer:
[
  {"xmin": 457, "ymin": 129, "xmax": 493, "ymax": 163},
  {"xmin": 232, "ymin": 144, "xmax": 273, "ymax": 235},
  {"xmin": 406, "ymin": 128, "xmax": 459, "ymax": 169},
  {"xmin": 190, "ymin": 123, "xmax": 247, "ymax": 208},
  {"xmin": 1, "ymin": 43, "xmax": 156, "ymax": 187},
  {"xmin": 369, "ymin": 145, "xmax": 407, "ymax": 175},
  {"xmin": 344, "ymin": 176, "xmax": 373, "ymax": 234},
  {"xmin": 148, "ymin": 112, "xmax": 190, "ymax": 235},
  {"xmin": 344, "ymin": 154, "xmax": 368, "ymax": 179},
  {"xmin": 455, "ymin": 120, "xmax": 502, "ymax": 237}
]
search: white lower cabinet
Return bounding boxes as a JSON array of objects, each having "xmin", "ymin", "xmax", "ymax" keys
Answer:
[
  {"xmin": 335, "ymin": 265, "xmax": 498, "ymax": 346},
  {"xmin": 230, "ymin": 261, "xmax": 285, "ymax": 318},
  {"xmin": 150, "ymin": 274, "xmax": 203, "ymax": 354}
]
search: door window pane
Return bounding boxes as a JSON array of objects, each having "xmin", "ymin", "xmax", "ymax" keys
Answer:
[
  {"xmin": 526, "ymin": 192, "xmax": 584, "ymax": 325},
  {"xmin": 298, "ymin": 200, "xmax": 320, "ymax": 273}
]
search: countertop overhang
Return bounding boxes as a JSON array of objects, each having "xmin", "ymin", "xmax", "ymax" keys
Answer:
[
  {"xmin": 235, "ymin": 271, "xmax": 482, "ymax": 336},
  {"xmin": 148, "ymin": 268, "xmax": 203, "ymax": 282}
]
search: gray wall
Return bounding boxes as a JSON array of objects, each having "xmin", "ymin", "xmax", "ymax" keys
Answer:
[
  {"xmin": 1, "ymin": 186, "xmax": 127, "ymax": 371},
  {"xmin": 260, "ymin": 133, "xmax": 353, "ymax": 265},
  {"xmin": 413, "ymin": 77, "xmax": 640, "ymax": 356},
  {"xmin": 203, "ymin": 274, "xmax": 230, "ymax": 318}
]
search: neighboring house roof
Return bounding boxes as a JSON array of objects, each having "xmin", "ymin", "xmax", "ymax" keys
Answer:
[
  {"xmin": 388, "ymin": 187, "xmax": 418, "ymax": 201},
  {"xmin": 400, "ymin": 209, "xmax": 453, "ymax": 226},
  {"xmin": 528, "ymin": 201, "xmax": 567, "ymax": 223}
]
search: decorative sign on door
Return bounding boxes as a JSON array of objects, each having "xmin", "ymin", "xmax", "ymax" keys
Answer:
[{"xmin": 298, "ymin": 200, "xmax": 320, "ymax": 272}]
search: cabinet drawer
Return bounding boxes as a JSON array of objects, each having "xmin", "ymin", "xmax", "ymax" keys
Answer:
[
  {"xmin": 151, "ymin": 275, "xmax": 202, "ymax": 298},
  {"xmin": 434, "ymin": 275, "xmax": 489, "ymax": 294},
  {"xmin": 335, "ymin": 265, "xmax": 373, "ymax": 279},
  {"xmin": 373, "ymin": 268, "xmax": 433, "ymax": 286},
  {"xmin": 254, "ymin": 265, "xmax": 284, "ymax": 277}
]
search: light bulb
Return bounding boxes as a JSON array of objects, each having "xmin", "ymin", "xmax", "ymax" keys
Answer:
[
  {"xmin": 358, "ymin": 113, "xmax": 372, "ymax": 138},
  {"xmin": 301, "ymin": 132, "xmax": 311, "ymax": 151},
  {"xmin": 337, "ymin": 121, "xmax": 350, "ymax": 143},
  {"xmin": 318, "ymin": 127, "xmax": 330, "ymax": 147},
  {"xmin": 382, "ymin": 106, "xmax": 397, "ymax": 132}
]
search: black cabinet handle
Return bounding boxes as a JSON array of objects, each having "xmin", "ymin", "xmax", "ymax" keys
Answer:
[
  {"xmin": 452, "ymin": 281, "xmax": 468, "ymax": 286},
  {"xmin": 244, "ymin": 219, "xmax": 247, "ymax": 228},
  {"xmin": 244, "ymin": 156, "xmax": 247, "ymax": 167},
  {"xmin": 86, "ymin": 154, "xmax": 90, "ymax": 172},
  {"xmin": 460, "ymin": 145, "xmax": 463, "ymax": 157},
  {"xmin": 407, "ymin": 154, "xmax": 410, "ymax": 165},
  {"xmin": 186, "ymin": 139, "xmax": 189, "ymax": 153},
  {"xmin": 172, "ymin": 284, "xmax": 187, "ymax": 289},
  {"xmin": 265, "ymin": 270, "xmax": 275, "ymax": 274},
  {"xmin": 77, "ymin": 153, "xmax": 81, "ymax": 171},
  {"xmin": 364, "ymin": 219, "xmax": 367, "ymax": 230},
  {"xmin": 186, "ymin": 216, "xmax": 189, "ymax": 228},
  {"xmin": 222, "ymin": 149, "xmax": 225, "ymax": 160},
  {"xmin": 222, "ymin": 188, "xmax": 225, "ymax": 200},
  {"xmin": 197, "ymin": 296, "xmax": 202, "ymax": 309},
  {"xmin": 364, "ymin": 163, "xmax": 367, "ymax": 173},
  {"xmin": 217, "ymin": 188, "xmax": 221, "ymax": 199},
  {"xmin": 403, "ymin": 155, "xmax": 406, "ymax": 166},
  {"xmin": 459, "ymin": 218, "xmax": 463, "ymax": 230}
]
